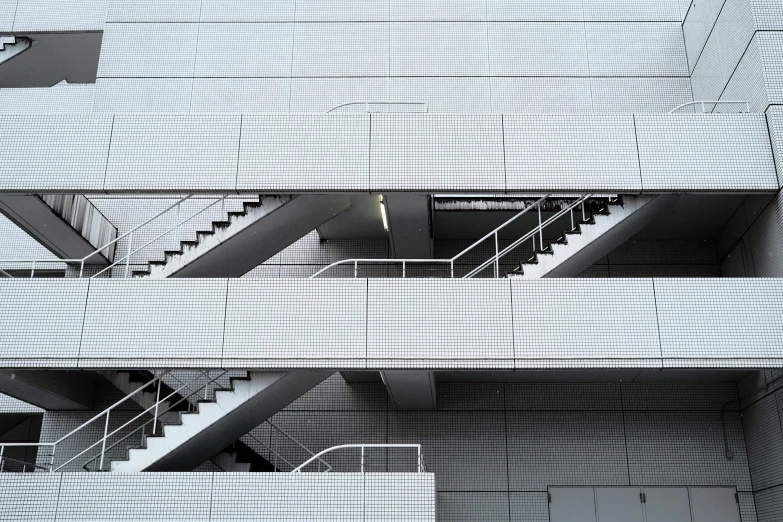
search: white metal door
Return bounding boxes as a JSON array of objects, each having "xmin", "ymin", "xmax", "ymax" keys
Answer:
[
  {"xmin": 643, "ymin": 487, "xmax": 692, "ymax": 522},
  {"xmin": 594, "ymin": 488, "xmax": 644, "ymax": 522},
  {"xmin": 549, "ymin": 487, "xmax": 597, "ymax": 522},
  {"xmin": 689, "ymin": 488, "xmax": 740, "ymax": 522}
]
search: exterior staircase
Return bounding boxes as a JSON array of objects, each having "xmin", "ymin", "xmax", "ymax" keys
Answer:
[
  {"xmin": 509, "ymin": 195, "xmax": 676, "ymax": 278},
  {"xmin": 110, "ymin": 371, "xmax": 330, "ymax": 472},
  {"xmin": 0, "ymin": 37, "xmax": 32, "ymax": 65},
  {"xmin": 132, "ymin": 194, "xmax": 350, "ymax": 278},
  {"xmin": 211, "ymin": 440, "xmax": 276, "ymax": 472}
]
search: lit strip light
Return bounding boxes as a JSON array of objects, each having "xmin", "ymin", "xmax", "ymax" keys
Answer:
[{"xmin": 380, "ymin": 196, "xmax": 389, "ymax": 231}]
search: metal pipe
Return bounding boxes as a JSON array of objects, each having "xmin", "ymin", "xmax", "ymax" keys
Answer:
[
  {"xmin": 153, "ymin": 377, "xmax": 162, "ymax": 435},
  {"xmin": 494, "ymin": 231, "xmax": 499, "ymax": 278},
  {"xmin": 30, "ymin": 261, "xmax": 35, "ymax": 278},
  {"xmin": 99, "ymin": 412, "xmax": 110, "ymax": 471},
  {"xmin": 361, "ymin": 447, "xmax": 365, "ymax": 473},
  {"xmin": 537, "ymin": 204, "xmax": 543, "ymax": 250}
]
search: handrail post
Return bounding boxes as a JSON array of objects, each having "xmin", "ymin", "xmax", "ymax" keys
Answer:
[
  {"xmin": 570, "ymin": 208, "xmax": 574, "ymax": 231},
  {"xmin": 361, "ymin": 446, "xmax": 364, "ymax": 473},
  {"xmin": 494, "ymin": 231, "xmax": 499, "ymax": 278},
  {"xmin": 79, "ymin": 260, "xmax": 85, "ymax": 278},
  {"xmin": 582, "ymin": 200, "xmax": 585, "ymax": 221},
  {"xmin": 30, "ymin": 261, "xmax": 35, "ymax": 278},
  {"xmin": 450, "ymin": 260, "xmax": 454, "ymax": 278},
  {"xmin": 418, "ymin": 446, "xmax": 422, "ymax": 472},
  {"xmin": 354, "ymin": 260, "xmax": 358, "ymax": 278},
  {"xmin": 124, "ymin": 231, "xmax": 133, "ymax": 278},
  {"xmin": 746, "ymin": 101, "xmax": 750, "ymax": 112},
  {"xmin": 1, "ymin": 446, "xmax": 4, "ymax": 472},
  {"xmin": 99, "ymin": 412, "xmax": 110, "ymax": 471},
  {"xmin": 153, "ymin": 376, "xmax": 162, "ymax": 435},
  {"xmin": 402, "ymin": 261, "xmax": 406, "ymax": 279},
  {"xmin": 176, "ymin": 201, "xmax": 182, "ymax": 241},
  {"xmin": 537, "ymin": 204, "xmax": 543, "ymax": 250},
  {"xmin": 50, "ymin": 446, "xmax": 55, "ymax": 472},
  {"xmin": 701, "ymin": 101, "xmax": 705, "ymax": 113}
]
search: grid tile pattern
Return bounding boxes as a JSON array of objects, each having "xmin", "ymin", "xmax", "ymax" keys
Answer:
[
  {"xmin": 367, "ymin": 279, "xmax": 513, "ymax": 367},
  {"xmin": 655, "ymin": 279, "xmax": 783, "ymax": 366},
  {"xmin": 390, "ymin": 22, "xmax": 488, "ymax": 76},
  {"xmin": 590, "ymin": 78, "xmax": 693, "ymax": 113},
  {"xmin": 199, "ymin": 0, "xmax": 294, "ymax": 22},
  {"xmin": 223, "ymin": 279, "xmax": 367, "ymax": 368},
  {"xmin": 106, "ymin": 0, "xmax": 200, "ymax": 22},
  {"xmin": 490, "ymin": 77, "xmax": 592, "ymax": 113},
  {"xmin": 195, "ymin": 24, "xmax": 294, "ymax": 78},
  {"xmin": 504, "ymin": 114, "xmax": 641, "ymax": 191},
  {"xmin": 57, "ymin": 473, "xmax": 211, "ymax": 520},
  {"xmin": 238, "ymin": 114, "xmax": 369, "ymax": 191},
  {"xmin": 191, "ymin": 79, "xmax": 290, "ymax": 113},
  {"xmin": 512, "ymin": 279, "xmax": 661, "ymax": 367},
  {"xmin": 12, "ymin": 0, "xmax": 106, "ymax": 31},
  {"xmin": 0, "ymin": 473, "xmax": 59, "ymax": 521},
  {"xmin": 292, "ymin": 22, "xmax": 389, "ymax": 77},
  {"xmin": 105, "ymin": 115, "xmax": 241, "ymax": 191},
  {"xmin": 0, "ymin": 0, "xmax": 15, "ymax": 31},
  {"xmin": 584, "ymin": 0, "xmax": 681, "ymax": 22},
  {"xmin": 507, "ymin": 411, "xmax": 629, "ymax": 488},
  {"xmin": 80, "ymin": 279, "xmax": 226, "ymax": 366},
  {"xmin": 488, "ymin": 22, "xmax": 588, "ymax": 75},
  {"xmin": 635, "ymin": 114, "xmax": 778, "ymax": 191},
  {"xmin": 92, "ymin": 79, "xmax": 193, "ymax": 113},
  {"xmin": 586, "ymin": 23, "xmax": 689, "ymax": 76},
  {"xmin": 370, "ymin": 114, "xmax": 504, "ymax": 191},
  {"xmin": 0, "ymin": 280, "xmax": 87, "ymax": 367},
  {"xmin": 487, "ymin": 0, "xmax": 583, "ymax": 21},
  {"xmin": 0, "ymin": 116, "xmax": 112, "ymax": 191},
  {"xmin": 767, "ymin": 106, "xmax": 783, "ymax": 186},
  {"xmin": 0, "ymin": 84, "xmax": 94, "ymax": 114},
  {"xmin": 97, "ymin": 23, "xmax": 199, "ymax": 77},
  {"xmin": 742, "ymin": 394, "xmax": 783, "ymax": 491},
  {"xmin": 626, "ymin": 411, "xmax": 751, "ymax": 488}
]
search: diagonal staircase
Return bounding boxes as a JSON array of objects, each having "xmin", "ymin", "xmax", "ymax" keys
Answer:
[
  {"xmin": 211, "ymin": 440, "xmax": 276, "ymax": 472},
  {"xmin": 110, "ymin": 371, "xmax": 330, "ymax": 472},
  {"xmin": 0, "ymin": 37, "xmax": 32, "ymax": 65},
  {"xmin": 509, "ymin": 195, "xmax": 677, "ymax": 278},
  {"xmin": 132, "ymin": 194, "xmax": 350, "ymax": 278}
]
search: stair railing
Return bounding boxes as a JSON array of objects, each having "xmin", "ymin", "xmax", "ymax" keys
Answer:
[
  {"xmin": 669, "ymin": 100, "xmax": 750, "ymax": 113},
  {"xmin": 326, "ymin": 101, "xmax": 428, "ymax": 113},
  {"xmin": 0, "ymin": 194, "xmax": 233, "ymax": 278},
  {"xmin": 291, "ymin": 444, "xmax": 424, "ymax": 473},
  {"xmin": 80, "ymin": 370, "xmax": 228, "ymax": 471},
  {"xmin": 246, "ymin": 421, "xmax": 332, "ymax": 473},
  {"xmin": 0, "ymin": 370, "xmax": 229, "ymax": 473},
  {"xmin": 311, "ymin": 194, "xmax": 600, "ymax": 279},
  {"xmin": 462, "ymin": 194, "xmax": 591, "ymax": 278}
]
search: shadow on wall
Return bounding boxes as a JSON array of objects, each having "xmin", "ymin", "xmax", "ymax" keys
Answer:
[{"xmin": 0, "ymin": 32, "xmax": 102, "ymax": 88}]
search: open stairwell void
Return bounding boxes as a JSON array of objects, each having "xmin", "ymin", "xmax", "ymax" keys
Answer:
[
  {"xmin": 133, "ymin": 194, "xmax": 350, "ymax": 278},
  {"xmin": 0, "ymin": 37, "xmax": 32, "ymax": 65},
  {"xmin": 110, "ymin": 371, "xmax": 330, "ymax": 472},
  {"xmin": 509, "ymin": 195, "xmax": 677, "ymax": 278}
]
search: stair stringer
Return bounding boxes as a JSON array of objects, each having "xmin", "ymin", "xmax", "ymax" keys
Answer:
[
  {"xmin": 524, "ymin": 195, "xmax": 678, "ymax": 278},
  {"xmin": 163, "ymin": 194, "xmax": 351, "ymax": 278},
  {"xmin": 111, "ymin": 371, "xmax": 331, "ymax": 472}
]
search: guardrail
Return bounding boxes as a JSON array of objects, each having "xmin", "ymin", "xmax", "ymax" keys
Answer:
[
  {"xmin": 311, "ymin": 194, "xmax": 597, "ymax": 279},
  {"xmin": 291, "ymin": 444, "xmax": 424, "ymax": 473},
  {"xmin": 326, "ymin": 101, "xmax": 428, "ymax": 113},
  {"xmin": 669, "ymin": 100, "xmax": 750, "ymax": 113}
]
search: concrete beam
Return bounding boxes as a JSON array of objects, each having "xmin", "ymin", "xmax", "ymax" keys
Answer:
[
  {"xmin": 383, "ymin": 194, "xmax": 432, "ymax": 259},
  {"xmin": 0, "ymin": 195, "xmax": 117, "ymax": 264},
  {"xmin": 0, "ymin": 370, "xmax": 97, "ymax": 410},
  {"xmin": 380, "ymin": 371, "xmax": 437, "ymax": 411}
]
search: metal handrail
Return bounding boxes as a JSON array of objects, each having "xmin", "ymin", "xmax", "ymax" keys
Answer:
[
  {"xmin": 91, "ymin": 195, "xmax": 229, "ymax": 278},
  {"xmin": 79, "ymin": 370, "xmax": 227, "ymax": 472},
  {"xmin": 462, "ymin": 194, "xmax": 591, "ymax": 278},
  {"xmin": 291, "ymin": 444, "xmax": 423, "ymax": 473},
  {"xmin": 262, "ymin": 421, "xmax": 332, "ymax": 472},
  {"xmin": 310, "ymin": 194, "xmax": 552, "ymax": 278},
  {"xmin": 326, "ymin": 102, "xmax": 428, "ymax": 113},
  {"xmin": 0, "ymin": 370, "xmax": 228, "ymax": 473},
  {"xmin": 0, "ymin": 194, "xmax": 232, "ymax": 278},
  {"xmin": 669, "ymin": 100, "xmax": 750, "ymax": 113},
  {"xmin": 0, "ymin": 453, "xmax": 50, "ymax": 473}
]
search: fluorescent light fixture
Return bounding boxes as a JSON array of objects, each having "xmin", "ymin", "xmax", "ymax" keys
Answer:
[{"xmin": 380, "ymin": 196, "xmax": 389, "ymax": 231}]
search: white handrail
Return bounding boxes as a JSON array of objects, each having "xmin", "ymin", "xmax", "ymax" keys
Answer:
[
  {"xmin": 326, "ymin": 101, "xmax": 428, "ymax": 113},
  {"xmin": 669, "ymin": 100, "xmax": 750, "ymax": 113},
  {"xmin": 291, "ymin": 444, "xmax": 423, "ymax": 473},
  {"xmin": 310, "ymin": 194, "xmax": 559, "ymax": 278},
  {"xmin": 0, "ymin": 194, "xmax": 233, "ymax": 278},
  {"xmin": 0, "ymin": 370, "xmax": 228, "ymax": 472}
]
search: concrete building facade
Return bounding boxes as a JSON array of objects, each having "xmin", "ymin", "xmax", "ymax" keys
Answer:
[{"xmin": 1, "ymin": 0, "xmax": 783, "ymax": 520}]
